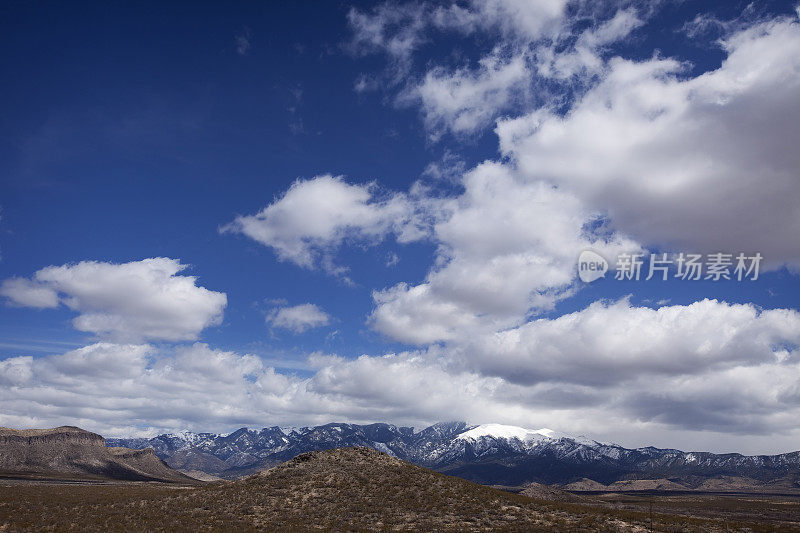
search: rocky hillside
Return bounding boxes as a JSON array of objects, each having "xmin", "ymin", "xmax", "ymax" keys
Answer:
[
  {"xmin": 108, "ymin": 421, "xmax": 800, "ymax": 489},
  {"xmin": 0, "ymin": 426, "xmax": 195, "ymax": 483},
  {"xmin": 0, "ymin": 447, "xmax": 665, "ymax": 532}
]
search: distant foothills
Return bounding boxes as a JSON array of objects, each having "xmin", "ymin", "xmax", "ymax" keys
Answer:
[{"xmin": 105, "ymin": 421, "xmax": 800, "ymax": 491}]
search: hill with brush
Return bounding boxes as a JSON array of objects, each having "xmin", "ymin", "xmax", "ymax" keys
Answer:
[{"xmin": 0, "ymin": 447, "xmax": 656, "ymax": 531}]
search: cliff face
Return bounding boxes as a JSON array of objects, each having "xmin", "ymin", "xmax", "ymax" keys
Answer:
[
  {"xmin": 0, "ymin": 426, "xmax": 196, "ymax": 483},
  {"xmin": 0, "ymin": 426, "xmax": 105, "ymax": 447}
]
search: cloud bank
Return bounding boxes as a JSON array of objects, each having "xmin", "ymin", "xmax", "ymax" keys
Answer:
[{"xmin": 2, "ymin": 297, "xmax": 800, "ymax": 453}]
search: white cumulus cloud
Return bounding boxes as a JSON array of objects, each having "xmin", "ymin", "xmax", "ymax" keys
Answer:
[
  {"xmin": 268, "ymin": 303, "xmax": 331, "ymax": 334},
  {"xmin": 410, "ymin": 50, "xmax": 530, "ymax": 139},
  {"xmin": 351, "ymin": 0, "xmax": 652, "ymax": 138},
  {"xmin": 221, "ymin": 175, "xmax": 428, "ymax": 274},
  {"xmin": 499, "ymin": 14, "xmax": 800, "ymax": 267},
  {"xmin": 0, "ymin": 258, "xmax": 227, "ymax": 342},
  {"xmin": 369, "ymin": 162, "xmax": 639, "ymax": 344},
  {"xmin": 456, "ymin": 298, "xmax": 800, "ymax": 387}
]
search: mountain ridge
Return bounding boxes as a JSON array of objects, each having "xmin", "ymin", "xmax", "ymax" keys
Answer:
[{"xmin": 107, "ymin": 421, "xmax": 800, "ymax": 489}]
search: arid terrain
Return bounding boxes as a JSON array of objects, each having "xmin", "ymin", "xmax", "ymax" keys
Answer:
[
  {"xmin": 0, "ymin": 426, "xmax": 195, "ymax": 483},
  {"xmin": 1, "ymin": 447, "xmax": 799, "ymax": 532}
]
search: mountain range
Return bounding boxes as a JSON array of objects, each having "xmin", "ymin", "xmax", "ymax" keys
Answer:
[{"xmin": 108, "ymin": 422, "xmax": 800, "ymax": 489}]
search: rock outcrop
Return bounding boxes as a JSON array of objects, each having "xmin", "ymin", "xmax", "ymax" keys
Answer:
[{"xmin": 0, "ymin": 426, "xmax": 196, "ymax": 483}]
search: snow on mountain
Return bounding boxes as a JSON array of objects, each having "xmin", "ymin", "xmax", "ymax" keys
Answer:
[
  {"xmin": 456, "ymin": 423, "xmax": 557, "ymax": 443},
  {"xmin": 164, "ymin": 430, "xmax": 204, "ymax": 445},
  {"xmin": 371, "ymin": 441, "xmax": 397, "ymax": 457}
]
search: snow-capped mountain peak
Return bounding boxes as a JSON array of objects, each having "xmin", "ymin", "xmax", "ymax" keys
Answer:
[
  {"xmin": 164, "ymin": 429, "xmax": 202, "ymax": 443},
  {"xmin": 456, "ymin": 423, "xmax": 557, "ymax": 442}
]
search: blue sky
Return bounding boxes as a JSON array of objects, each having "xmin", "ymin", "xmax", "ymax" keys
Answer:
[
  {"xmin": 0, "ymin": 1, "xmax": 440, "ymax": 361},
  {"xmin": 1, "ymin": 0, "xmax": 800, "ymax": 454}
]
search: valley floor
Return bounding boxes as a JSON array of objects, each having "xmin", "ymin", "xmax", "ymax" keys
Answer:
[
  {"xmin": 1, "ymin": 481, "xmax": 800, "ymax": 532},
  {"xmin": 587, "ymin": 491, "xmax": 800, "ymax": 531}
]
